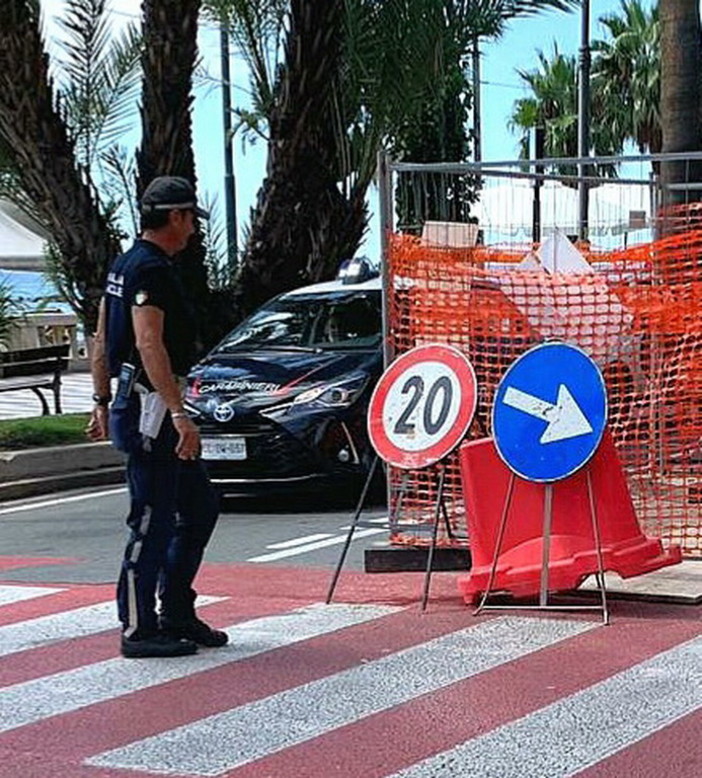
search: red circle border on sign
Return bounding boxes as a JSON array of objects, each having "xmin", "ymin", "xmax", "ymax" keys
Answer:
[{"xmin": 367, "ymin": 344, "xmax": 477, "ymax": 469}]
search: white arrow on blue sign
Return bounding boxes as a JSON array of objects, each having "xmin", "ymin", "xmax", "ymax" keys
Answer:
[{"xmin": 492, "ymin": 342, "xmax": 608, "ymax": 482}]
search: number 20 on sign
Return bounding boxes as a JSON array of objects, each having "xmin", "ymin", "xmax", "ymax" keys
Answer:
[{"xmin": 368, "ymin": 344, "xmax": 478, "ymax": 469}]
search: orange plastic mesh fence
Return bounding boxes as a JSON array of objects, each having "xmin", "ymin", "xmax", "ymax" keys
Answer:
[{"xmin": 385, "ymin": 211, "xmax": 702, "ymax": 557}]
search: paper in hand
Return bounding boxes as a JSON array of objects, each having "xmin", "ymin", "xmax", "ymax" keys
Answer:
[{"xmin": 139, "ymin": 392, "xmax": 167, "ymax": 438}]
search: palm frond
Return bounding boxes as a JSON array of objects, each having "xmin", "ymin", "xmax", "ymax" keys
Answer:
[
  {"xmin": 88, "ymin": 23, "xmax": 143, "ymax": 154},
  {"xmin": 203, "ymin": 0, "xmax": 288, "ymax": 111},
  {"xmin": 450, "ymin": 1, "xmax": 580, "ymax": 40},
  {"xmin": 338, "ymin": 0, "xmax": 452, "ymax": 187},
  {"xmin": 0, "ymin": 277, "xmax": 25, "ymax": 349},
  {"xmin": 197, "ymin": 193, "xmax": 233, "ymax": 289},
  {"xmin": 99, "ymin": 144, "xmax": 138, "ymax": 237},
  {"xmin": 54, "ymin": 0, "xmax": 111, "ymax": 164},
  {"xmin": 591, "ymin": 0, "xmax": 660, "ymax": 153},
  {"xmin": 53, "ymin": 0, "xmax": 142, "ymax": 167}
]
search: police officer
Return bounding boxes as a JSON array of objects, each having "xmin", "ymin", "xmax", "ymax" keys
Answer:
[{"xmin": 87, "ymin": 176, "xmax": 227, "ymax": 658}]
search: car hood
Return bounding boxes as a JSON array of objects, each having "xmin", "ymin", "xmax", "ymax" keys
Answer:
[{"xmin": 186, "ymin": 348, "xmax": 381, "ymax": 411}]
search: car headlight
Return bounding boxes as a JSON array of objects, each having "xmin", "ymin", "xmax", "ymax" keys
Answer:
[
  {"xmin": 292, "ymin": 373, "xmax": 369, "ymax": 409},
  {"xmin": 261, "ymin": 373, "xmax": 369, "ymax": 419}
]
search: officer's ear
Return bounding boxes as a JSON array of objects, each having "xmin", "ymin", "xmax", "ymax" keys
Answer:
[{"xmin": 170, "ymin": 208, "xmax": 192, "ymax": 227}]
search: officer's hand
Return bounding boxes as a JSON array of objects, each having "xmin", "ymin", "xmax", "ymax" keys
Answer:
[
  {"xmin": 173, "ymin": 415, "xmax": 200, "ymax": 460},
  {"xmin": 86, "ymin": 406, "xmax": 108, "ymax": 441}
]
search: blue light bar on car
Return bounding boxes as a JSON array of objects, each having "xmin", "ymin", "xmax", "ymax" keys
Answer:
[{"xmin": 336, "ymin": 256, "xmax": 378, "ymax": 284}]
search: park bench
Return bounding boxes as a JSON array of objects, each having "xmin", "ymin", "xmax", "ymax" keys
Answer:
[{"xmin": 0, "ymin": 344, "xmax": 70, "ymax": 415}]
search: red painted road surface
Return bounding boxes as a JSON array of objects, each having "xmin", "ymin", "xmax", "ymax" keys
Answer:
[{"xmin": 0, "ymin": 559, "xmax": 699, "ymax": 778}]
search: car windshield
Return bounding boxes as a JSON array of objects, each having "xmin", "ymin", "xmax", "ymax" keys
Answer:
[{"xmin": 215, "ymin": 289, "xmax": 382, "ymax": 353}]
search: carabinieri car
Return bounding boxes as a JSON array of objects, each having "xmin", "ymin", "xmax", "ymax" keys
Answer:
[{"xmin": 184, "ymin": 264, "xmax": 383, "ymax": 495}]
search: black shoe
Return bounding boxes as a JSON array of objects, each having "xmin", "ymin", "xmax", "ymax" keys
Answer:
[
  {"xmin": 121, "ymin": 633, "xmax": 198, "ymax": 658},
  {"xmin": 160, "ymin": 616, "xmax": 228, "ymax": 648}
]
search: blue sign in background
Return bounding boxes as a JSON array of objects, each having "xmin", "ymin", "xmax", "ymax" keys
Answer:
[{"xmin": 492, "ymin": 342, "xmax": 608, "ymax": 482}]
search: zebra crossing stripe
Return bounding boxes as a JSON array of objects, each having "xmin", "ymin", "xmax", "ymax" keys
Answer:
[
  {"xmin": 0, "ymin": 602, "xmax": 116, "ymax": 660},
  {"xmin": 0, "ymin": 602, "xmax": 398, "ymax": 733},
  {"xmin": 247, "ymin": 528, "xmax": 386, "ymax": 562},
  {"xmin": 389, "ymin": 636, "xmax": 702, "ymax": 778},
  {"xmin": 0, "ymin": 596, "xmax": 224, "ymax": 659},
  {"xmin": 85, "ymin": 616, "xmax": 596, "ymax": 776},
  {"xmin": 0, "ymin": 585, "xmax": 64, "ymax": 607}
]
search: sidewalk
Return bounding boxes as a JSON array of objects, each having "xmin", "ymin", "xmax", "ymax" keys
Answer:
[
  {"xmin": 0, "ymin": 371, "xmax": 125, "ymax": 499},
  {"xmin": 0, "ymin": 370, "xmax": 94, "ymax": 419}
]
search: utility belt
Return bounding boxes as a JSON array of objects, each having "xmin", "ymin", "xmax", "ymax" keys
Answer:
[
  {"xmin": 115, "ymin": 363, "xmax": 188, "ymax": 439},
  {"xmin": 115, "ymin": 363, "xmax": 187, "ymax": 400}
]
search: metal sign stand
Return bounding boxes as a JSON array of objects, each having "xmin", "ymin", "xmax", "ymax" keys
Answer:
[
  {"xmin": 326, "ymin": 456, "xmax": 451, "ymax": 611},
  {"xmin": 473, "ymin": 467, "xmax": 609, "ymax": 624},
  {"xmin": 330, "ymin": 342, "xmax": 477, "ymax": 612}
]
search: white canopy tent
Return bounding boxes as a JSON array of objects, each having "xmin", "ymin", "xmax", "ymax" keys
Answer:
[
  {"xmin": 471, "ymin": 180, "xmax": 653, "ymax": 249},
  {"xmin": 0, "ymin": 199, "xmax": 48, "ymax": 271}
]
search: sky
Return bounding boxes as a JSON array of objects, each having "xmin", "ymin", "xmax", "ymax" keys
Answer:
[{"xmin": 40, "ymin": 0, "xmax": 653, "ymax": 259}]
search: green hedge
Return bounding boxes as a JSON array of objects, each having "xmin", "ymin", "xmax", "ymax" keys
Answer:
[{"xmin": 0, "ymin": 413, "xmax": 91, "ymax": 450}]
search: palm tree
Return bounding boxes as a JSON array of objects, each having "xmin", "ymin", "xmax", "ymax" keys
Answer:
[
  {"xmin": 0, "ymin": 0, "xmax": 223, "ymax": 341},
  {"xmin": 659, "ymin": 0, "xmax": 702, "ymax": 208},
  {"xmin": 138, "ymin": 0, "xmax": 218, "ymax": 346},
  {"xmin": 510, "ymin": 47, "xmax": 580, "ymax": 162},
  {"xmin": 201, "ymin": 0, "xmax": 580, "ymax": 321},
  {"xmin": 205, "ymin": 0, "xmax": 436, "ymax": 317},
  {"xmin": 54, "ymin": 0, "xmax": 142, "ymax": 175},
  {"xmin": 509, "ymin": 46, "xmax": 620, "ymax": 179},
  {"xmin": 201, "ymin": 0, "xmax": 286, "ymax": 125},
  {"xmin": 47, "ymin": 0, "xmax": 143, "ymax": 307},
  {"xmin": 394, "ymin": 1, "xmax": 580, "ymax": 230},
  {"xmin": 510, "ymin": 2, "xmax": 663, "ymax": 180},
  {"xmin": 0, "ymin": 0, "xmax": 123, "ymax": 330},
  {"xmin": 592, "ymin": 0, "xmax": 660, "ymax": 155},
  {"xmin": 227, "ymin": 0, "xmax": 353, "ymax": 319}
]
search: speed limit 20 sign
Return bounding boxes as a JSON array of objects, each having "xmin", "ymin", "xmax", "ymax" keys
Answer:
[{"xmin": 368, "ymin": 344, "xmax": 477, "ymax": 469}]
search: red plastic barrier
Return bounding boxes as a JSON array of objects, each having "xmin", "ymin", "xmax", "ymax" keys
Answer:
[{"xmin": 457, "ymin": 433, "xmax": 682, "ymax": 603}]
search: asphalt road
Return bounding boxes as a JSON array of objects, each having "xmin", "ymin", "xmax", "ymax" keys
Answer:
[
  {"xmin": 0, "ymin": 486, "xmax": 388, "ymax": 584},
  {"xmin": 0, "ymin": 487, "xmax": 700, "ymax": 778}
]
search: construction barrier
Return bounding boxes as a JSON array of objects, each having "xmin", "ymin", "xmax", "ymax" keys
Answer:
[
  {"xmin": 384, "ymin": 207, "xmax": 702, "ymax": 558},
  {"xmin": 456, "ymin": 433, "xmax": 683, "ymax": 602}
]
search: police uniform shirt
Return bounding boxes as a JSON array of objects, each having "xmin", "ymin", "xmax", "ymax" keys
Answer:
[{"xmin": 105, "ymin": 239, "xmax": 197, "ymax": 379}]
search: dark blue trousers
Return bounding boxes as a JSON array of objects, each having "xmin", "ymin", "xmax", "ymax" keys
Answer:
[{"xmin": 111, "ymin": 395, "xmax": 219, "ymax": 638}]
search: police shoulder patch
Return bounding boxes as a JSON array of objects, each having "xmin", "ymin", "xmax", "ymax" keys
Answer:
[{"xmin": 134, "ymin": 290, "xmax": 150, "ymax": 306}]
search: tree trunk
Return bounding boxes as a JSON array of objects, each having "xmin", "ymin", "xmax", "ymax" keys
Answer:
[
  {"xmin": 138, "ymin": 0, "xmax": 214, "ymax": 349},
  {"xmin": 231, "ymin": 0, "xmax": 366, "ymax": 322},
  {"xmin": 659, "ymin": 0, "xmax": 702, "ymax": 211},
  {"xmin": 0, "ymin": 1, "xmax": 120, "ymax": 332}
]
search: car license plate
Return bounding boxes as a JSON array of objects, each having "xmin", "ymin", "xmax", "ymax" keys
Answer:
[{"xmin": 201, "ymin": 436, "xmax": 247, "ymax": 461}]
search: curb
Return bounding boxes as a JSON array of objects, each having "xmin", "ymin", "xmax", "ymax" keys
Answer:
[
  {"xmin": 0, "ymin": 442, "xmax": 125, "ymax": 502},
  {"xmin": 0, "ymin": 467, "xmax": 125, "ymax": 501}
]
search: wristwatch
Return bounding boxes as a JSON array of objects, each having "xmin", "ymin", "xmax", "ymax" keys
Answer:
[{"xmin": 92, "ymin": 393, "xmax": 111, "ymax": 407}]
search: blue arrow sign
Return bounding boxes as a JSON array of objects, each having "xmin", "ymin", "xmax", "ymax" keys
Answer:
[{"xmin": 492, "ymin": 342, "xmax": 608, "ymax": 482}]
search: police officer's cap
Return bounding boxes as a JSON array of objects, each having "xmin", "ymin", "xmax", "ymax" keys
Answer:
[{"xmin": 140, "ymin": 176, "xmax": 210, "ymax": 219}]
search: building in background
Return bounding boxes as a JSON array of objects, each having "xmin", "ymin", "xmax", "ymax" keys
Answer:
[{"xmin": 0, "ymin": 199, "xmax": 48, "ymax": 272}]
